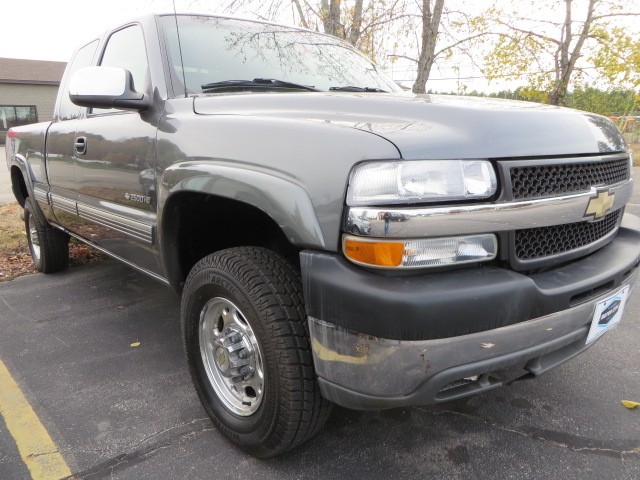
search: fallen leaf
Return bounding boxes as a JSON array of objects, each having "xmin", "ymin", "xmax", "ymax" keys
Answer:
[
  {"xmin": 130, "ymin": 341, "xmax": 141, "ymax": 347},
  {"xmin": 621, "ymin": 400, "xmax": 640, "ymax": 409}
]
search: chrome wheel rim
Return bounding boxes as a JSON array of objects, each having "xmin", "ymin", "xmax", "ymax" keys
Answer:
[
  {"xmin": 28, "ymin": 215, "xmax": 41, "ymax": 262},
  {"xmin": 199, "ymin": 297, "xmax": 264, "ymax": 416}
]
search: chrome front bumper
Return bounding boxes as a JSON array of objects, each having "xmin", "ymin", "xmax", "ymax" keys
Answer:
[{"xmin": 309, "ymin": 271, "xmax": 637, "ymax": 410}]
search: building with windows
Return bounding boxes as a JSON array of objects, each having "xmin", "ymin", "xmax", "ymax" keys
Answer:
[{"xmin": 0, "ymin": 57, "xmax": 66, "ymax": 143}]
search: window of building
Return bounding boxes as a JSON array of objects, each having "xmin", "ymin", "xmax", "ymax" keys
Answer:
[{"xmin": 0, "ymin": 106, "xmax": 38, "ymax": 143}]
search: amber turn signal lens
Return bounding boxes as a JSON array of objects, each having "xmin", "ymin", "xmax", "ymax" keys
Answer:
[{"xmin": 344, "ymin": 239, "xmax": 404, "ymax": 267}]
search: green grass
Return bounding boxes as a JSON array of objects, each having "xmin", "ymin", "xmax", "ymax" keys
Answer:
[
  {"xmin": 0, "ymin": 203, "xmax": 36, "ymax": 281},
  {"xmin": 0, "ymin": 202, "xmax": 105, "ymax": 282}
]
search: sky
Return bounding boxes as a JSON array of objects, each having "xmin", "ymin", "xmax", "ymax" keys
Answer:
[
  {"xmin": 2, "ymin": 0, "xmax": 637, "ymax": 93},
  {"xmin": 0, "ymin": 0, "xmax": 490, "ymax": 92},
  {"xmin": 2, "ymin": 0, "xmax": 165, "ymax": 62}
]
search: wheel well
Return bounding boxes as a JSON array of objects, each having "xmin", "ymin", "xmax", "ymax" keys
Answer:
[
  {"xmin": 162, "ymin": 191, "xmax": 299, "ymax": 293},
  {"xmin": 11, "ymin": 166, "xmax": 28, "ymax": 207}
]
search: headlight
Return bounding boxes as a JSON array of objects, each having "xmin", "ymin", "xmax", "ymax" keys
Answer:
[
  {"xmin": 343, "ymin": 234, "xmax": 498, "ymax": 269},
  {"xmin": 347, "ymin": 160, "xmax": 497, "ymax": 206}
]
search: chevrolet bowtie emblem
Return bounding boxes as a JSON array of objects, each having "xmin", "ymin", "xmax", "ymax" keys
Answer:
[{"xmin": 584, "ymin": 189, "xmax": 615, "ymax": 220}]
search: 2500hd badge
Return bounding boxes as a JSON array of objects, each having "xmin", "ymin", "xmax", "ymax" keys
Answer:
[{"xmin": 124, "ymin": 193, "xmax": 151, "ymax": 204}]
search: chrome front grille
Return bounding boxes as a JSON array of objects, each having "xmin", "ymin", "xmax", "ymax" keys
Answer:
[
  {"xmin": 501, "ymin": 153, "xmax": 631, "ymax": 269},
  {"xmin": 510, "ymin": 157, "xmax": 630, "ymax": 200},
  {"xmin": 514, "ymin": 209, "xmax": 622, "ymax": 260}
]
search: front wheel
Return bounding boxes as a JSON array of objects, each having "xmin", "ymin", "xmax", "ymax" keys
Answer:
[
  {"xmin": 24, "ymin": 197, "xmax": 69, "ymax": 273},
  {"xmin": 180, "ymin": 247, "xmax": 331, "ymax": 457}
]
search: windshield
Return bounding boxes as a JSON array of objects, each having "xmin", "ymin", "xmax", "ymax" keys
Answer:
[{"xmin": 160, "ymin": 15, "xmax": 402, "ymax": 94}]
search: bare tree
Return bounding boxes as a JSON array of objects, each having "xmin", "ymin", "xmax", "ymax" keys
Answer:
[
  {"xmin": 548, "ymin": 0, "xmax": 594, "ymax": 104},
  {"xmin": 321, "ymin": 0, "xmax": 344, "ymax": 37},
  {"xmin": 483, "ymin": 0, "xmax": 640, "ymax": 105},
  {"xmin": 412, "ymin": 0, "xmax": 445, "ymax": 93},
  {"xmin": 213, "ymin": 0, "xmax": 413, "ymax": 63},
  {"xmin": 349, "ymin": 0, "xmax": 365, "ymax": 44},
  {"xmin": 387, "ymin": 2, "xmax": 493, "ymax": 94},
  {"xmin": 292, "ymin": 0, "xmax": 310, "ymax": 28}
]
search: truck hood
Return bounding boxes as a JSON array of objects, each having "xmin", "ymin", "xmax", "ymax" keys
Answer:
[{"xmin": 193, "ymin": 92, "xmax": 625, "ymax": 159}]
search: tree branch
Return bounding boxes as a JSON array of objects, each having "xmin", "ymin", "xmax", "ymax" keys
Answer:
[
  {"xmin": 591, "ymin": 12, "xmax": 640, "ymax": 20},
  {"xmin": 494, "ymin": 20, "xmax": 562, "ymax": 45},
  {"xmin": 292, "ymin": 0, "xmax": 310, "ymax": 29},
  {"xmin": 387, "ymin": 54, "xmax": 419, "ymax": 63},
  {"xmin": 433, "ymin": 32, "xmax": 492, "ymax": 58},
  {"xmin": 360, "ymin": 13, "xmax": 419, "ymax": 35}
]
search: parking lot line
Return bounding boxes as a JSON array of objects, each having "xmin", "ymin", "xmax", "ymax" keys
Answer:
[{"xmin": 0, "ymin": 358, "xmax": 72, "ymax": 480}]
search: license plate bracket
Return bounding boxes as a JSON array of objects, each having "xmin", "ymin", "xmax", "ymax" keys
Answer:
[{"xmin": 586, "ymin": 285, "xmax": 630, "ymax": 344}]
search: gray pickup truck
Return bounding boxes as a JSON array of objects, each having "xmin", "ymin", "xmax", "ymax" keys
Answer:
[{"xmin": 5, "ymin": 13, "xmax": 640, "ymax": 457}]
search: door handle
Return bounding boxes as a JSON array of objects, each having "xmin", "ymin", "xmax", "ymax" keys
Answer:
[{"xmin": 74, "ymin": 136, "xmax": 87, "ymax": 155}]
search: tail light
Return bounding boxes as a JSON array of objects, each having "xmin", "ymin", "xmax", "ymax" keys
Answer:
[{"xmin": 5, "ymin": 128, "xmax": 16, "ymax": 161}]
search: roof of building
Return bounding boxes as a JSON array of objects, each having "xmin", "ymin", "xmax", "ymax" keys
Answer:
[{"xmin": 0, "ymin": 57, "xmax": 66, "ymax": 86}]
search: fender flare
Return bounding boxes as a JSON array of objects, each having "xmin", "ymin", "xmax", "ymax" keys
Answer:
[
  {"xmin": 10, "ymin": 154, "xmax": 48, "ymax": 224},
  {"xmin": 157, "ymin": 161, "xmax": 326, "ymax": 250}
]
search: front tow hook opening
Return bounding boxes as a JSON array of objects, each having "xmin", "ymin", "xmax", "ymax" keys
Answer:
[{"xmin": 435, "ymin": 372, "xmax": 504, "ymax": 403}]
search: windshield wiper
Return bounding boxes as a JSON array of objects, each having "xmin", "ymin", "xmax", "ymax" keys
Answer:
[
  {"xmin": 329, "ymin": 86, "xmax": 387, "ymax": 92},
  {"xmin": 201, "ymin": 78, "xmax": 320, "ymax": 92}
]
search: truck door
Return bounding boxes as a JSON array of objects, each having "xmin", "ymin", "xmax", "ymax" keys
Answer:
[
  {"xmin": 70, "ymin": 24, "xmax": 160, "ymax": 274},
  {"xmin": 46, "ymin": 40, "xmax": 99, "ymax": 227}
]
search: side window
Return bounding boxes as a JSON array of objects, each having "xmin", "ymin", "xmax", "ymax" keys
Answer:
[
  {"xmin": 57, "ymin": 40, "xmax": 99, "ymax": 121},
  {"xmin": 100, "ymin": 25, "xmax": 149, "ymax": 94}
]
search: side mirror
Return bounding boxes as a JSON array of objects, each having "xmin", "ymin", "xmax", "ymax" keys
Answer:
[{"xmin": 69, "ymin": 66, "xmax": 151, "ymax": 111}]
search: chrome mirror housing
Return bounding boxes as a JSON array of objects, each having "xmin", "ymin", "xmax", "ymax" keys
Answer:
[{"xmin": 69, "ymin": 66, "xmax": 150, "ymax": 111}]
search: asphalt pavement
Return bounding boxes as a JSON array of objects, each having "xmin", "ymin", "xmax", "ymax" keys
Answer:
[{"xmin": 0, "ymin": 171, "xmax": 638, "ymax": 479}]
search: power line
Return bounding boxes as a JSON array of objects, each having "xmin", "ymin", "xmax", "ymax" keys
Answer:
[
  {"xmin": 394, "ymin": 74, "xmax": 527, "ymax": 81},
  {"xmin": 392, "ymin": 66, "xmax": 600, "ymax": 82}
]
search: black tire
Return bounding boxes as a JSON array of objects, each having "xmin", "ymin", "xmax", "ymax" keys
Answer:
[
  {"xmin": 180, "ymin": 247, "xmax": 331, "ymax": 457},
  {"xmin": 24, "ymin": 197, "xmax": 70, "ymax": 273}
]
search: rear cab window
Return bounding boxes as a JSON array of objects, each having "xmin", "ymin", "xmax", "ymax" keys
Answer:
[{"xmin": 56, "ymin": 40, "xmax": 99, "ymax": 121}]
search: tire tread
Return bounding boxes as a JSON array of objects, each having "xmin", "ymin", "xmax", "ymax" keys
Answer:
[
  {"xmin": 181, "ymin": 247, "xmax": 331, "ymax": 457},
  {"xmin": 24, "ymin": 198, "xmax": 69, "ymax": 273}
]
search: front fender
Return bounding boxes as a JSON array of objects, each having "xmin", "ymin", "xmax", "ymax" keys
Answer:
[{"xmin": 157, "ymin": 161, "xmax": 325, "ymax": 249}]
